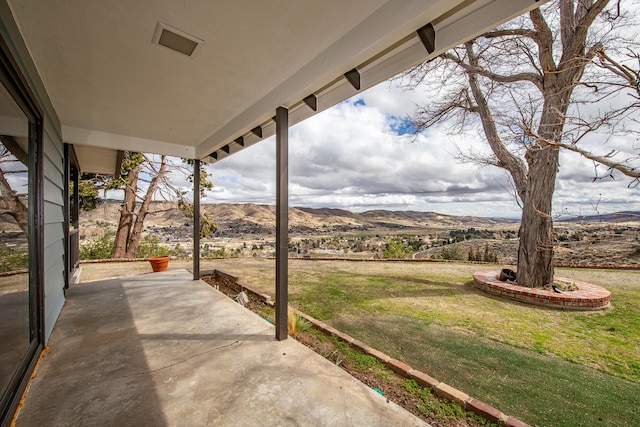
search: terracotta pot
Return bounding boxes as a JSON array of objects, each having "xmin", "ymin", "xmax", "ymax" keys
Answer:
[{"xmin": 148, "ymin": 255, "xmax": 170, "ymax": 272}]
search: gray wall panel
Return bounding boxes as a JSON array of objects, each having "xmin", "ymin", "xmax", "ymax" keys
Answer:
[
  {"xmin": 44, "ymin": 200, "xmax": 64, "ymax": 224},
  {"xmin": 44, "ymin": 222, "xmax": 63, "ymax": 257},
  {"xmin": 42, "ymin": 134, "xmax": 65, "ymax": 341}
]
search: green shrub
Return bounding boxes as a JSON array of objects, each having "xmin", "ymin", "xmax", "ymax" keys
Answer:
[
  {"xmin": 80, "ymin": 230, "xmax": 175, "ymax": 260},
  {"xmin": 288, "ymin": 310, "xmax": 312, "ymax": 335},
  {"xmin": 202, "ymin": 246, "xmax": 234, "ymax": 259},
  {"xmin": 383, "ymin": 239, "xmax": 411, "ymax": 259},
  {"xmin": 80, "ymin": 228, "xmax": 114, "ymax": 260},
  {"xmin": 439, "ymin": 244, "xmax": 465, "ymax": 260},
  {"xmin": 135, "ymin": 234, "xmax": 170, "ymax": 258}
]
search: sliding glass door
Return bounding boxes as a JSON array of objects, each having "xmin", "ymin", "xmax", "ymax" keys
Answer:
[{"xmin": 0, "ymin": 40, "xmax": 42, "ymax": 423}]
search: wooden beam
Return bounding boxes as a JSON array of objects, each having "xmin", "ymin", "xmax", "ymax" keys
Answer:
[
  {"xmin": 221, "ymin": 145, "xmax": 230, "ymax": 154},
  {"xmin": 344, "ymin": 68, "xmax": 361, "ymax": 90},
  {"xmin": 275, "ymin": 106, "xmax": 289, "ymax": 341},
  {"xmin": 416, "ymin": 22, "xmax": 436, "ymax": 54},
  {"xmin": 234, "ymin": 136, "xmax": 245, "ymax": 147},
  {"xmin": 251, "ymin": 126, "xmax": 263, "ymax": 138},
  {"xmin": 303, "ymin": 94, "xmax": 318, "ymax": 111}
]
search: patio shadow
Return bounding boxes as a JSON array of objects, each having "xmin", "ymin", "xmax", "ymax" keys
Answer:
[{"xmin": 16, "ymin": 278, "xmax": 169, "ymax": 426}]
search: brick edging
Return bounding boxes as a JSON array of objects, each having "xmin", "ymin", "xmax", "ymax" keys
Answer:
[
  {"xmin": 284, "ymin": 257, "xmax": 640, "ymax": 270},
  {"xmin": 473, "ymin": 270, "xmax": 611, "ymax": 311},
  {"xmin": 78, "ymin": 257, "xmax": 639, "ymax": 271},
  {"xmin": 203, "ymin": 268, "xmax": 530, "ymax": 427},
  {"xmin": 292, "ymin": 309, "xmax": 531, "ymax": 427}
]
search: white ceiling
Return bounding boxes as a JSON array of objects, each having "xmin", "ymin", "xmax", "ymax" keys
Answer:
[{"xmin": 7, "ymin": 0, "xmax": 545, "ymax": 172}]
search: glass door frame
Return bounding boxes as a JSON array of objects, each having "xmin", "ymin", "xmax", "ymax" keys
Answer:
[{"xmin": 0, "ymin": 31, "xmax": 44, "ymax": 425}]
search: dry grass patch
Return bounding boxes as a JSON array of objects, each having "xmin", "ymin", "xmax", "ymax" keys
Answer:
[{"xmin": 205, "ymin": 259, "xmax": 640, "ymax": 381}]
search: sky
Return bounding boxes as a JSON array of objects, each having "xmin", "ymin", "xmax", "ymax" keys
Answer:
[
  {"xmin": 152, "ymin": 3, "xmax": 640, "ymax": 220},
  {"xmin": 186, "ymin": 79, "xmax": 639, "ymax": 219}
]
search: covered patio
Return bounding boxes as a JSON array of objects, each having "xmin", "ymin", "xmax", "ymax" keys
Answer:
[
  {"xmin": 15, "ymin": 270, "xmax": 427, "ymax": 426},
  {"xmin": 7, "ymin": 0, "xmax": 546, "ymax": 342},
  {"xmin": 0, "ymin": 0, "xmax": 547, "ymax": 423}
]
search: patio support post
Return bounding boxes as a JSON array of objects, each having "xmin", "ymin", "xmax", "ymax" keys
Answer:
[
  {"xmin": 72, "ymin": 168, "xmax": 79, "ymax": 227},
  {"xmin": 63, "ymin": 143, "xmax": 70, "ymax": 289},
  {"xmin": 63, "ymin": 144, "xmax": 80, "ymax": 289},
  {"xmin": 275, "ymin": 106, "xmax": 289, "ymax": 341},
  {"xmin": 193, "ymin": 159, "xmax": 200, "ymax": 280}
]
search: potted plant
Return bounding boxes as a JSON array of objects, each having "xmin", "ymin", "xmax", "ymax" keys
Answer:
[{"xmin": 148, "ymin": 255, "xmax": 170, "ymax": 272}]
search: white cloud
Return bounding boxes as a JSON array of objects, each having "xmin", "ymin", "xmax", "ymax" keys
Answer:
[{"xmin": 198, "ymin": 73, "xmax": 639, "ymax": 218}]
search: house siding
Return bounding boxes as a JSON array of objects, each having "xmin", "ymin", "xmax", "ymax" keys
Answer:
[
  {"xmin": 1, "ymin": 1, "xmax": 67, "ymax": 342},
  {"xmin": 43, "ymin": 128, "xmax": 65, "ymax": 340}
]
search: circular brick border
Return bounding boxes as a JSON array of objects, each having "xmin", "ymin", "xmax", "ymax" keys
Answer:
[{"xmin": 472, "ymin": 270, "xmax": 611, "ymax": 310}]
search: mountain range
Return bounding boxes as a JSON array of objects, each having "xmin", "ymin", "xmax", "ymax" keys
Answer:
[
  {"xmin": 81, "ymin": 202, "xmax": 516, "ymax": 237},
  {"xmin": 80, "ymin": 202, "xmax": 639, "ymax": 237}
]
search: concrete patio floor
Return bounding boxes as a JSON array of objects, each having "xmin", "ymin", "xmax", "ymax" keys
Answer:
[{"xmin": 15, "ymin": 269, "xmax": 428, "ymax": 426}]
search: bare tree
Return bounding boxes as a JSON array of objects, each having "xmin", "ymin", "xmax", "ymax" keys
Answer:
[
  {"xmin": 108, "ymin": 153, "xmax": 216, "ymax": 259},
  {"xmin": 121, "ymin": 154, "xmax": 169, "ymax": 258},
  {"xmin": 400, "ymin": 0, "xmax": 639, "ymax": 287},
  {"xmin": 0, "ymin": 143, "xmax": 28, "ymax": 234}
]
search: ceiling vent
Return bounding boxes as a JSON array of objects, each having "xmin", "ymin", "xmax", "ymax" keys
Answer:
[{"xmin": 152, "ymin": 22, "xmax": 203, "ymax": 57}]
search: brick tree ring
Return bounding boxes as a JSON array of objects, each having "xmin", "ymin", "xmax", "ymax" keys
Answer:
[{"xmin": 472, "ymin": 270, "xmax": 611, "ymax": 310}]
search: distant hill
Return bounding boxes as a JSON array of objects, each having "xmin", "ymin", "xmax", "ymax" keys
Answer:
[
  {"xmin": 296, "ymin": 206, "xmax": 517, "ymax": 229},
  {"xmin": 198, "ymin": 203, "xmax": 522, "ymax": 234},
  {"xmin": 79, "ymin": 201, "xmax": 519, "ymax": 237},
  {"xmin": 79, "ymin": 201, "xmax": 640, "ymax": 238},
  {"xmin": 297, "ymin": 207, "xmax": 357, "ymax": 218},
  {"xmin": 556, "ymin": 211, "xmax": 640, "ymax": 224}
]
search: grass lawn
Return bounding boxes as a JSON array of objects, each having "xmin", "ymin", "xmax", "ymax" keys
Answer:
[
  {"xmin": 81, "ymin": 258, "xmax": 640, "ymax": 425},
  {"xmin": 198, "ymin": 258, "xmax": 640, "ymax": 427}
]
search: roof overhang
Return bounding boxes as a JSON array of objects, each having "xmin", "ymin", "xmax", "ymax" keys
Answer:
[
  {"xmin": 72, "ymin": 145, "xmax": 124, "ymax": 176},
  {"xmin": 7, "ymin": 0, "xmax": 546, "ymax": 170}
]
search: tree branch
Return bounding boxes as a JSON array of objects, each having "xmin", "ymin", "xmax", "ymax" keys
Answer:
[
  {"xmin": 411, "ymin": 88, "xmax": 473, "ymax": 131},
  {"xmin": 464, "ymin": 42, "xmax": 529, "ymax": 199},
  {"xmin": 482, "ymin": 28, "xmax": 537, "ymax": 40},
  {"xmin": 596, "ymin": 49, "xmax": 640, "ymax": 96},
  {"xmin": 534, "ymin": 133, "xmax": 639, "ymax": 179},
  {"xmin": 441, "ymin": 51, "xmax": 543, "ymax": 90},
  {"xmin": 559, "ymin": 0, "xmax": 610, "ymax": 67},
  {"xmin": 529, "ymin": 7, "xmax": 557, "ymax": 75},
  {"xmin": 559, "ymin": 0, "xmax": 576, "ymax": 52}
]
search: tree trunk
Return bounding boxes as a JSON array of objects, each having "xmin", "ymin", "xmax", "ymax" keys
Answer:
[
  {"xmin": 0, "ymin": 168, "xmax": 28, "ymax": 235},
  {"xmin": 515, "ymin": 77, "xmax": 568, "ymax": 287},
  {"xmin": 124, "ymin": 156, "xmax": 167, "ymax": 258},
  {"xmin": 516, "ymin": 145, "xmax": 559, "ymax": 287},
  {"xmin": 123, "ymin": 204, "xmax": 145, "ymax": 259},
  {"xmin": 111, "ymin": 168, "xmax": 138, "ymax": 258}
]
